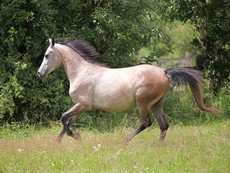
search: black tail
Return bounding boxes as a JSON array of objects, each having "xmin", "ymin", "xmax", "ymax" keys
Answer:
[{"xmin": 165, "ymin": 68, "xmax": 219, "ymax": 114}]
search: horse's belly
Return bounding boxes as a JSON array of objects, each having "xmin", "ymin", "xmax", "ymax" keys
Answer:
[
  {"xmin": 92, "ymin": 91, "xmax": 135, "ymax": 112},
  {"xmin": 92, "ymin": 69, "xmax": 137, "ymax": 111}
]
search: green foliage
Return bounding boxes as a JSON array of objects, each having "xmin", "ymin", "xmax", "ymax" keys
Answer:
[
  {"xmin": 77, "ymin": 110, "xmax": 139, "ymax": 133},
  {"xmin": 0, "ymin": 0, "xmax": 69, "ymax": 123},
  {"xmin": 0, "ymin": 0, "xmax": 228, "ymax": 125},
  {"xmin": 0, "ymin": 0, "xmax": 169, "ymax": 123},
  {"xmin": 207, "ymin": 86, "xmax": 230, "ymax": 118},
  {"xmin": 163, "ymin": 0, "xmax": 230, "ymax": 92},
  {"xmin": 162, "ymin": 22, "xmax": 198, "ymax": 59},
  {"xmin": 164, "ymin": 86, "xmax": 229, "ymax": 125},
  {"xmin": 50, "ymin": 0, "xmax": 168, "ymax": 67}
]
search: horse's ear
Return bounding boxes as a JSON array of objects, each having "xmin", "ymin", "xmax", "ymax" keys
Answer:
[{"xmin": 49, "ymin": 38, "xmax": 55, "ymax": 47}]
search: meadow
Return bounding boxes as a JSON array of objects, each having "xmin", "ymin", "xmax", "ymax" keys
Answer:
[{"xmin": 0, "ymin": 120, "xmax": 230, "ymax": 173}]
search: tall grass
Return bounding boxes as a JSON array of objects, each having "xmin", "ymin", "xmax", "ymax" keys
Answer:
[
  {"xmin": 0, "ymin": 121, "xmax": 230, "ymax": 173},
  {"xmin": 164, "ymin": 86, "xmax": 229, "ymax": 124}
]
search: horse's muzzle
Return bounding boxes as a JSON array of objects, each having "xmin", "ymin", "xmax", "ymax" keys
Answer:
[{"xmin": 37, "ymin": 71, "xmax": 45, "ymax": 78}]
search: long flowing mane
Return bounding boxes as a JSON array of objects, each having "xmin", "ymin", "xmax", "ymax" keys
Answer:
[{"xmin": 55, "ymin": 38, "xmax": 104, "ymax": 65}]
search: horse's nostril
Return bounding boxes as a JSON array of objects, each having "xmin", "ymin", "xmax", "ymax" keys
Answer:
[{"xmin": 37, "ymin": 71, "xmax": 41, "ymax": 77}]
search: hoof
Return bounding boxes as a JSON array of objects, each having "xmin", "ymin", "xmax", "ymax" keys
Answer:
[
  {"xmin": 56, "ymin": 136, "xmax": 63, "ymax": 143},
  {"xmin": 72, "ymin": 132, "xmax": 81, "ymax": 141},
  {"xmin": 123, "ymin": 134, "xmax": 133, "ymax": 146},
  {"xmin": 159, "ymin": 130, "xmax": 167, "ymax": 143}
]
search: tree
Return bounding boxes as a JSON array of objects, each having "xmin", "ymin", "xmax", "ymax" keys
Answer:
[
  {"xmin": 0, "ymin": 0, "xmax": 168, "ymax": 123},
  {"xmin": 49, "ymin": 0, "xmax": 169, "ymax": 67},
  {"xmin": 163, "ymin": 0, "xmax": 230, "ymax": 92},
  {"xmin": 0, "ymin": 0, "xmax": 71, "ymax": 122}
]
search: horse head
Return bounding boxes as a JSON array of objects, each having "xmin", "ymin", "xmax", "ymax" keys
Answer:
[{"xmin": 37, "ymin": 38, "xmax": 62, "ymax": 78}]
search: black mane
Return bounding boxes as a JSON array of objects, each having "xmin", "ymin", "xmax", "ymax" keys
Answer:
[{"xmin": 55, "ymin": 38, "xmax": 103, "ymax": 65}]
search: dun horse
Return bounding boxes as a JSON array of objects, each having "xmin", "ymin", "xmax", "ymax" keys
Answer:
[{"xmin": 37, "ymin": 38, "xmax": 218, "ymax": 144}]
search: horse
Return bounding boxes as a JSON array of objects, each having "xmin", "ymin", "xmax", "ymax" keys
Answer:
[{"xmin": 37, "ymin": 38, "xmax": 219, "ymax": 144}]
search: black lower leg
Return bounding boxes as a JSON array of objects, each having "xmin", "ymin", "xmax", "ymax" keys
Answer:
[
  {"xmin": 125, "ymin": 116, "xmax": 152, "ymax": 143},
  {"xmin": 65, "ymin": 126, "xmax": 74, "ymax": 136},
  {"xmin": 160, "ymin": 122, "xmax": 169, "ymax": 132},
  {"xmin": 136, "ymin": 116, "xmax": 152, "ymax": 134},
  {"xmin": 158, "ymin": 119, "xmax": 169, "ymax": 142},
  {"xmin": 61, "ymin": 116, "xmax": 74, "ymax": 137},
  {"xmin": 151, "ymin": 97, "xmax": 169, "ymax": 142}
]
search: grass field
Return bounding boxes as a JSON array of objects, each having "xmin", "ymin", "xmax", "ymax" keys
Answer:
[{"xmin": 0, "ymin": 120, "xmax": 230, "ymax": 173}]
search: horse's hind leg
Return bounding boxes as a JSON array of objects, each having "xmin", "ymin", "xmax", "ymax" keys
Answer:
[
  {"xmin": 151, "ymin": 96, "xmax": 169, "ymax": 142},
  {"xmin": 124, "ymin": 107, "xmax": 152, "ymax": 144}
]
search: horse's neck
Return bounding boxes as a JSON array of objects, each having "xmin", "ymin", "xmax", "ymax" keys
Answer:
[{"xmin": 57, "ymin": 45, "xmax": 91, "ymax": 83}]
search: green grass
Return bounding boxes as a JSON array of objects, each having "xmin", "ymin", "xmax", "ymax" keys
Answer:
[{"xmin": 0, "ymin": 121, "xmax": 230, "ymax": 173}]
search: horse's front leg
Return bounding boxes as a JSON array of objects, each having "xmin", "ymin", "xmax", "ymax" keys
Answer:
[
  {"xmin": 56, "ymin": 116, "xmax": 78, "ymax": 143},
  {"xmin": 56, "ymin": 103, "xmax": 88, "ymax": 142}
]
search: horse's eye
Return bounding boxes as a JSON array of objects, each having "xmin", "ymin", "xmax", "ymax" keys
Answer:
[{"xmin": 45, "ymin": 54, "xmax": 49, "ymax": 58}]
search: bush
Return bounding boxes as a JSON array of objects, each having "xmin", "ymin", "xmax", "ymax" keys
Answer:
[
  {"xmin": 0, "ymin": 0, "xmax": 167, "ymax": 124},
  {"xmin": 164, "ymin": 85, "xmax": 229, "ymax": 125}
]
